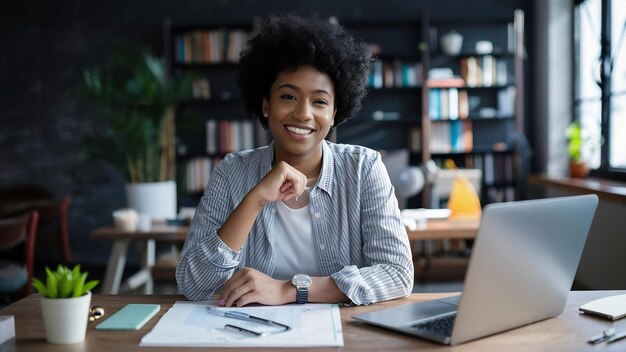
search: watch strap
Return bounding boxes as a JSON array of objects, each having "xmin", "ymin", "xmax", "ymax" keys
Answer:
[{"xmin": 296, "ymin": 286, "xmax": 308, "ymax": 304}]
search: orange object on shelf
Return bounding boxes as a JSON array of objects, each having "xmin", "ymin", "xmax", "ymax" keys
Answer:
[{"xmin": 444, "ymin": 159, "xmax": 482, "ymax": 219}]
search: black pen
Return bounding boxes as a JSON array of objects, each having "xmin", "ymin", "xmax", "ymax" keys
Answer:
[{"xmin": 224, "ymin": 323, "xmax": 265, "ymax": 337}]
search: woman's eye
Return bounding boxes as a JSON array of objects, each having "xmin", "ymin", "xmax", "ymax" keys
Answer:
[
  {"xmin": 314, "ymin": 100, "xmax": 328, "ymax": 105},
  {"xmin": 281, "ymin": 94, "xmax": 296, "ymax": 100}
]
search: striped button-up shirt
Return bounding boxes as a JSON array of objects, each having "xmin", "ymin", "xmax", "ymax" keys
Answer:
[{"xmin": 176, "ymin": 141, "xmax": 414, "ymax": 305}]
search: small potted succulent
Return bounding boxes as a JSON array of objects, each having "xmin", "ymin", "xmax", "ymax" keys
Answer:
[
  {"xmin": 566, "ymin": 121, "xmax": 590, "ymax": 178},
  {"xmin": 32, "ymin": 265, "xmax": 99, "ymax": 344}
]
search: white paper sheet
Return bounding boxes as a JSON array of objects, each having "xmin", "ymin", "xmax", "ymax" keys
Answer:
[{"xmin": 140, "ymin": 301, "xmax": 343, "ymax": 347}]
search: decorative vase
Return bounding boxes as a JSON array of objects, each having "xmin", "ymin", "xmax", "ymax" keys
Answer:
[
  {"xmin": 569, "ymin": 160, "xmax": 590, "ymax": 178},
  {"xmin": 126, "ymin": 180, "xmax": 177, "ymax": 220},
  {"xmin": 440, "ymin": 31, "xmax": 463, "ymax": 55},
  {"xmin": 39, "ymin": 291, "xmax": 92, "ymax": 344}
]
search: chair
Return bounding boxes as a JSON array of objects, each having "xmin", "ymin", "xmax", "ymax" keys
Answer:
[
  {"xmin": 28, "ymin": 196, "xmax": 72, "ymax": 263},
  {"xmin": 0, "ymin": 184, "xmax": 72, "ymax": 263},
  {"xmin": 0, "ymin": 211, "xmax": 39, "ymax": 299}
]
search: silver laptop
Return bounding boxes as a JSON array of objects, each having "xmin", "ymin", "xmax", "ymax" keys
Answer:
[{"xmin": 353, "ymin": 194, "xmax": 598, "ymax": 345}]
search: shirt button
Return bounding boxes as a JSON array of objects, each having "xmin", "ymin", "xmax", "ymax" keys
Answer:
[
  {"xmin": 320, "ymin": 244, "xmax": 326, "ymax": 250},
  {"xmin": 314, "ymin": 212, "xmax": 321, "ymax": 219},
  {"xmin": 271, "ymin": 209, "xmax": 276, "ymax": 214}
]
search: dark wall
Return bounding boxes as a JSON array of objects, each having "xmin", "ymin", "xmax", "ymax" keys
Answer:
[{"xmin": 0, "ymin": 0, "xmax": 529, "ymax": 265}]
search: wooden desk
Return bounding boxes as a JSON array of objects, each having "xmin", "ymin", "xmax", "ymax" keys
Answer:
[
  {"xmin": 90, "ymin": 224, "xmax": 189, "ymax": 294},
  {"xmin": 406, "ymin": 219, "xmax": 480, "ymax": 281},
  {"xmin": 406, "ymin": 219, "xmax": 480, "ymax": 241},
  {"xmin": 90, "ymin": 219, "xmax": 478, "ymax": 294},
  {"xmin": 2, "ymin": 291, "xmax": 624, "ymax": 351}
]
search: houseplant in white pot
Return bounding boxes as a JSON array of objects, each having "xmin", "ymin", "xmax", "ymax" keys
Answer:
[
  {"xmin": 566, "ymin": 121, "xmax": 590, "ymax": 178},
  {"xmin": 78, "ymin": 45, "xmax": 193, "ymax": 219},
  {"xmin": 32, "ymin": 265, "xmax": 99, "ymax": 344}
]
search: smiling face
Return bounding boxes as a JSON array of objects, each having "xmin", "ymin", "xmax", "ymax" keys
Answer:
[{"xmin": 263, "ymin": 65, "xmax": 336, "ymax": 169}]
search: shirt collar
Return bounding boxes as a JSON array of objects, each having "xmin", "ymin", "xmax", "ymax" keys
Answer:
[
  {"xmin": 258, "ymin": 140, "xmax": 335, "ymax": 198},
  {"xmin": 317, "ymin": 140, "xmax": 334, "ymax": 197}
]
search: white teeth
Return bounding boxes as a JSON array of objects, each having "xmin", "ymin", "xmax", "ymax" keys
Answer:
[{"xmin": 286, "ymin": 126, "xmax": 313, "ymax": 135}]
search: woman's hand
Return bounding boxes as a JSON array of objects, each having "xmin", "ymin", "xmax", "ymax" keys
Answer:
[
  {"xmin": 219, "ymin": 267, "xmax": 294, "ymax": 307},
  {"xmin": 251, "ymin": 161, "xmax": 307, "ymax": 206}
]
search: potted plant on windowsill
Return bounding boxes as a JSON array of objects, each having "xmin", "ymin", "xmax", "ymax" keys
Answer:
[
  {"xmin": 78, "ymin": 45, "xmax": 193, "ymax": 219},
  {"xmin": 566, "ymin": 121, "xmax": 590, "ymax": 178},
  {"xmin": 32, "ymin": 265, "xmax": 99, "ymax": 344}
]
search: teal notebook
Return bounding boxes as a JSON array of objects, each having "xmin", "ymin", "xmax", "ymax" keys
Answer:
[{"xmin": 96, "ymin": 304, "xmax": 160, "ymax": 330}]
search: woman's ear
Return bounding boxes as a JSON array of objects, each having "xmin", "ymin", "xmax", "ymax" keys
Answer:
[
  {"xmin": 331, "ymin": 109, "xmax": 337, "ymax": 126},
  {"xmin": 262, "ymin": 98, "xmax": 269, "ymax": 118}
]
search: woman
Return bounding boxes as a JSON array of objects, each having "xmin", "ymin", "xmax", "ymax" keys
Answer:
[{"xmin": 176, "ymin": 14, "xmax": 413, "ymax": 306}]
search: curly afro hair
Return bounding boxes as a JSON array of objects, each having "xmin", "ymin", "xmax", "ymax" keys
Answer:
[{"xmin": 238, "ymin": 14, "xmax": 371, "ymax": 131}]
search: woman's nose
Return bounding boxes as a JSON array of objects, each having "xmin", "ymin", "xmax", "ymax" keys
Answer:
[{"xmin": 294, "ymin": 101, "xmax": 313, "ymax": 120}]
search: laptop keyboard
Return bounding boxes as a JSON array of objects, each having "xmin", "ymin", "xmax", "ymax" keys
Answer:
[{"xmin": 411, "ymin": 314, "xmax": 457, "ymax": 336}]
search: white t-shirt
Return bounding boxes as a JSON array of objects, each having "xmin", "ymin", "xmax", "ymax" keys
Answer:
[{"xmin": 272, "ymin": 191, "xmax": 322, "ymax": 280}]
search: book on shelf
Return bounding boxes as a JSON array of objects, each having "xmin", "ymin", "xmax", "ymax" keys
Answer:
[
  {"xmin": 369, "ymin": 60, "xmax": 383, "ymax": 89},
  {"xmin": 460, "ymin": 55, "xmax": 508, "ymax": 88},
  {"xmin": 428, "ymin": 88, "xmax": 470, "ymax": 120},
  {"xmin": 175, "ymin": 29, "xmax": 250, "ymax": 64},
  {"xmin": 206, "ymin": 119, "xmax": 259, "ymax": 155},
  {"xmin": 440, "ymin": 89, "xmax": 449, "ymax": 119},
  {"xmin": 458, "ymin": 90, "xmax": 469, "ymax": 119},
  {"xmin": 483, "ymin": 153, "xmax": 494, "ymax": 185},
  {"xmin": 368, "ymin": 59, "xmax": 422, "ymax": 89},
  {"xmin": 184, "ymin": 157, "xmax": 212, "ymax": 193},
  {"xmin": 448, "ymin": 88, "xmax": 459, "ymax": 120},
  {"xmin": 205, "ymin": 119, "xmax": 218, "ymax": 154},
  {"xmin": 429, "ymin": 120, "xmax": 473, "ymax": 154},
  {"xmin": 428, "ymin": 89, "xmax": 440, "ymax": 120},
  {"xmin": 482, "ymin": 55, "xmax": 494, "ymax": 87}
]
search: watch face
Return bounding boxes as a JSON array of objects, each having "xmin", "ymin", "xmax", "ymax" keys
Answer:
[{"xmin": 292, "ymin": 274, "xmax": 312, "ymax": 287}]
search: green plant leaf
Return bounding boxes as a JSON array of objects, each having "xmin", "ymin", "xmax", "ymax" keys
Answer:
[
  {"xmin": 76, "ymin": 44, "xmax": 193, "ymax": 183},
  {"xmin": 59, "ymin": 273, "xmax": 74, "ymax": 298},
  {"xmin": 72, "ymin": 272, "xmax": 87, "ymax": 298},
  {"xmin": 32, "ymin": 278, "xmax": 48, "ymax": 297},
  {"xmin": 83, "ymin": 280, "xmax": 100, "ymax": 294},
  {"xmin": 33, "ymin": 264, "xmax": 98, "ymax": 299},
  {"xmin": 72, "ymin": 264, "xmax": 81, "ymax": 277},
  {"xmin": 45, "ymin": 267, "xmax": 58, "ymax": 299}
]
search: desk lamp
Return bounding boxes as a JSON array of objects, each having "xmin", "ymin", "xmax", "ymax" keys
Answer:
[{"xmin": 444, "ymin": 159, "xmax": 481, "ymax": 219}]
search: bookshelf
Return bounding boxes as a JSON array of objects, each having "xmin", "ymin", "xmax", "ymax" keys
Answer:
[{"xmin": 424, "ymin": 11, "xmax": 526, "ymax": 206}]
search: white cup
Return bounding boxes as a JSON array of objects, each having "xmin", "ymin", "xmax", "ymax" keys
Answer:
[{"xmin": 113, "ymin": 209, "xmax": 138, "ymax": 232}]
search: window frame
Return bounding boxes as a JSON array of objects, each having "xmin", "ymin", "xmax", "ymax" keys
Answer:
[{"xmin": 574, "ymin": 0, "xmax": 626, "ymax": 180}]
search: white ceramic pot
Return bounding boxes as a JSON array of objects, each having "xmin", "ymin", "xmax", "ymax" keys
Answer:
[
  {"xmin": 440, "ymin": 31, "xmax": 463, "ymax": 55},
  {"xmin": 126, "ymin": 180, "xmax": 177, "ymax": 220},
  {"xmin": 39, "ymin": 291, "xmax": 92, "ymax": 344}
]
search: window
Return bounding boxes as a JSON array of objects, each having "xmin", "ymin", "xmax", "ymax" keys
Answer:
[{"xmin": 575, "ymin": 0, "xmax": 626, "ymax": 179}]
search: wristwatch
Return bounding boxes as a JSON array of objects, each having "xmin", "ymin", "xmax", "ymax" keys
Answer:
[{"xmin": 291, "ymin": 273, "xmax": 312, "ymax": 304}]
